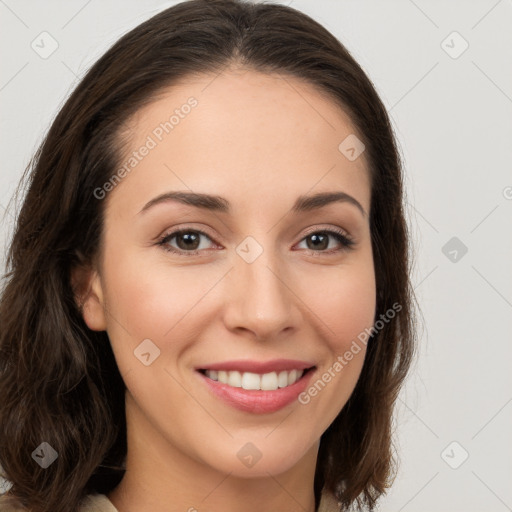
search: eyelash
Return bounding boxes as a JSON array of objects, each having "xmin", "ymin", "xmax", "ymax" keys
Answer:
[{"xmin": 156, "ymin": 226, "xmax": 355, "ymax": 257}]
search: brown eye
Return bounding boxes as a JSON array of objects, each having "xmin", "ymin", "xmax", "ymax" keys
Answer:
[
  {"xmin": 305, "ymin": 233, "xmax": 329, "ymax": 251},
  {"xmin": 297, "ymin": 229, "xmax": 355, "ymax": 254},
  {"xmin": 158, "ymin": 229, "xmax": 215, "ymax": 255},
  {"xmin": 174, "ymin": 231, "xmax": 201, "ymax": 251}
]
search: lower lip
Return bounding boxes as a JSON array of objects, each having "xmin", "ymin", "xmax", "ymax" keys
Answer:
[{"xmin": 197, "ymin": 369, "xmax": 315, "ymax": 414}]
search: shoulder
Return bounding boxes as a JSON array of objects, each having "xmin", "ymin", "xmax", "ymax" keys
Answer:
[
  {"xmin": 0, "ymin": 491, "xmax": 335, "ymax": 512},
  {"xmin": 318, "ymin": 489, "xmax": 341, "ymax": 512},
  {"xmin": 80, "ymin": 493, "xmax": 119, "ymax": 512},
  {"xmin": 0, "ymin": 492, "xmax": 119, "ymax": 512},
  {"xmin": 0, "ymin": 493, "xmax": 25, "ymax": 512}
]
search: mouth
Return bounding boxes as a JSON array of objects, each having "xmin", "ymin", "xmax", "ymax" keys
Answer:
[
  {"xmin": 198, "ymin": 367, "xmax": 315, "ymax": 391},
  {"xmin": 195, "ymin": 360, "xmax": 317, "ymax": 414}
]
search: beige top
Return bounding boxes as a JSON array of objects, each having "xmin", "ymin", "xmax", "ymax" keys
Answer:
[
  {"xmin": 0, "ymin": 493, "xmax": 117, "ymax": 512},
  {"xmin": 0, "ymin": 490, "xmax": 340, "ymax": 511},
  {"xmin": 79, "ymin": 494, "xmax": 120, "ymax": 512}
]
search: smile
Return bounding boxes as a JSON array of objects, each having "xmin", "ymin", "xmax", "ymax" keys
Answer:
[
  {"xmin": 202, "ymin": 369, "xmax": 306, "ymax": 390},
  {"xmin": 196, "ymin": 360, "xmax": 316, "ymax": 414}
]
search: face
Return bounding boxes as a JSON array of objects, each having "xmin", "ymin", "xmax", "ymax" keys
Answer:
[{"xmin": 81, "ymin": 68, "xmax": 376, "ymax": 479}]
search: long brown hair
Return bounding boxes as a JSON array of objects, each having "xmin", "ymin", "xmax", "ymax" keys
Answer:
[{"xmin": 0, "ymin": 1, "xmax": 417, "ymax": 510}]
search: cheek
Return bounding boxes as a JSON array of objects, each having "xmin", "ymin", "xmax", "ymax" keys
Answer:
[
  {"xmin": 102, "ymin": 250, "xmax": 217, "ymax": 348},
  {"xmin": 296, "ymin": 258, "xmax": 376, "ymax": 352},
  {"xmin": 294, "ymin": 262, "xmax": 375, "ymax": 424},
  {"xmin": 331, "ymin": 277, "xmax": 376, "ymax": 351}
]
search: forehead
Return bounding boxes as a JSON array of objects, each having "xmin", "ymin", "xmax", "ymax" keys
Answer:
[
  {"xmin": 126, "ymin": 67, "xmax": 365, "ymax": 152},
  {"xmin": 110, "ymin": 68, "xmax": 371, "ymax": 216}
]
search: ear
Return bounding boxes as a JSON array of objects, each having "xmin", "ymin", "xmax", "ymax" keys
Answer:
[{"xmin": 71, "ymin": 264, "xmax": 107, "ymax": 331}]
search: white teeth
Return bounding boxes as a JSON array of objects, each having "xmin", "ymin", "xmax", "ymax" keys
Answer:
[
  {"xmin": 260, "ymin": 371, "xmax": 278, "ymax": 390},
  {"xmin": 278, "ymin": 370, "xmax": 289, "ymax": 388},
  {"xmin": 241, "ymin": 372, "xmax": 260, "ymax": 390},
  {"xmin": 228, "ymin": 370, "xmax": 242, "ymax": 388},
  {"xmin": 204, "ymin": 369, "xmax": 304, "ymax": 390}
]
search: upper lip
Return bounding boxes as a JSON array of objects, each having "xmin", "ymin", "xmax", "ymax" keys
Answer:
[{"xmin": 196, "ymin": 359, "xmax": 315, "ymax": 374}]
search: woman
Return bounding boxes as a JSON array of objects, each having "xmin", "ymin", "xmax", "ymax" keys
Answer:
[{"xmin": 0, "ymin": 0, "xmax": 416, "ymax": 511}]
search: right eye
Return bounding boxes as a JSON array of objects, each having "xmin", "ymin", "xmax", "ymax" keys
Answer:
[{"xmin": 157, "ymin": 229, "xmax": 218, "ymax": 256}]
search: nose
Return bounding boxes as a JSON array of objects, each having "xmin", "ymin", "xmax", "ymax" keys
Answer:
[{"xmin": 221, "ymin": 245, "xmax": 300, "ymax": 341}]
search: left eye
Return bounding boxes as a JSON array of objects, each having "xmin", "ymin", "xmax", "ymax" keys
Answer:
[
  {"xmin": 296, "ymin": 230, "xmax": 354, "ymax": 253},
  {"xmin": 157, "ymin": 228, "xmax": 354, "ymax": 256}
]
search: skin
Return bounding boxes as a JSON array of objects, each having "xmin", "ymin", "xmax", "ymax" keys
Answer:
[{"xmin": 77, "ymin": 67, "xmax": 376, "ymax": 512}]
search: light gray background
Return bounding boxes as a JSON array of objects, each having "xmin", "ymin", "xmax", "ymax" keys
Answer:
[{"xmin": 1, "ymin": 1, "xmax": 511, "ymax": 511}]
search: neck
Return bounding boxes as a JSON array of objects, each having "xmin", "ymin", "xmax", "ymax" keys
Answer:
[{"xmin": 107, "ymin": 393, "xmax": 319, "ymax": 512}]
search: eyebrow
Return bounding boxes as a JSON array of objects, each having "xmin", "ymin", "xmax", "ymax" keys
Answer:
[{"xmin": 139, "ymin": 190, "xmax": 367, "ymax": 217}]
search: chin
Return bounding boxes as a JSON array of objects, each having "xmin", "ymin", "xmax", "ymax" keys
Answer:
[{"xmin": 199, "ymin": 436, "xmax": 317, "ymax": 478}]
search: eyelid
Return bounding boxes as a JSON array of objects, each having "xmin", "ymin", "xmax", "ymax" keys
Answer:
[
  {"xmin": 156, "ymin": 225, "xmax": 219, "ymax": 252},
  {"xmin": 300, "ymin": 224, "xmax": 352, "ymax": 241},
  {"xmin": 295, "ymin": 225, "xmax": 355, "ymax": 253}
]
